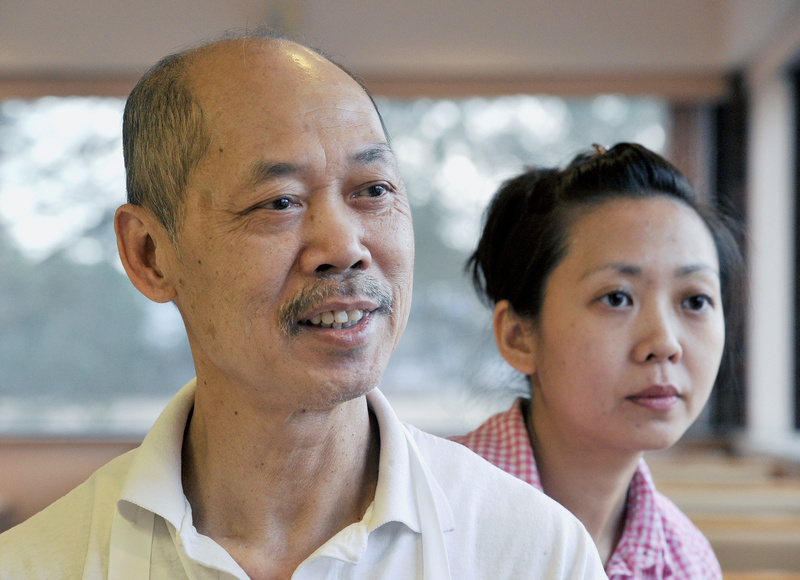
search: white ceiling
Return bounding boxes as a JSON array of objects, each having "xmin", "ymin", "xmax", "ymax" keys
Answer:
[{"xmin": 1, "ymin": 0, "xmax": 798, "ymax": 80}]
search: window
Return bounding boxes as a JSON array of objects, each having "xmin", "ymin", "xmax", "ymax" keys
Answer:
[{"xmin": 0, "ymin": 94, "xmax": 669, "ymax": 436}]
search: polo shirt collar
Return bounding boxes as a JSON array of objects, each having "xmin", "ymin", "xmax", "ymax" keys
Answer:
[
  {"xmin": 115, "ymin": 380, "xmax": 454, "ymax": 544},
  {"xmin": 366, "ymin": 388, "xmax": 455, "ymax": 535},
  {"xmin": 116, "ymin": 378, "xmax": 195, "ymax": 528}
]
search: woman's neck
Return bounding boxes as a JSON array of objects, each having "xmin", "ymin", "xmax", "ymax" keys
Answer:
[{"xmin": 523, "ymin": 398, "xmax": 641, "ymax": 564}]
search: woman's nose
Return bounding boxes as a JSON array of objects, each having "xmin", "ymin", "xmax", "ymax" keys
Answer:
[{"xmin": 633, "ymin": 306, "xmax": 683, "ymax": 364}]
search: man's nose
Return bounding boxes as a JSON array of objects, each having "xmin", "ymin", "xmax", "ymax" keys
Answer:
[
  {"xmin": 300, "ymin": 198, "xmax": 372, "ymax": 276},
  {"xmin": 632, "ymin": 305, "xmax": 683, "ymax": 364}
]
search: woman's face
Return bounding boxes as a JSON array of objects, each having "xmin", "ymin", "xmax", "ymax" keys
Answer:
[{"xmin": 519, "ymin": 196, "xmax": 725, "ymax": 455}]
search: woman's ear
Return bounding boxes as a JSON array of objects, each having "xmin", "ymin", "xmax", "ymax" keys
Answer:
[
  {"xmin": 493, "ymin": 300, "xmax": 538, "ymax": 376},
  {"xmin": 114, "ymin": 204, "xmax": 178, "ymax": 304}
]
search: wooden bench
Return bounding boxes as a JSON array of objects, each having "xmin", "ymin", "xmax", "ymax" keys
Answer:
[{"xmin": 647, "ymin": 445, "xmax": 800, "ymax": 574}]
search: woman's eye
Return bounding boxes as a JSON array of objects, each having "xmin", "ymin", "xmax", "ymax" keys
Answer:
[
  {"xmin": 600, "ymin": 292, "xmax": 631, "ymax": 308},
  {"xmin": 683, "ymin": 294, "xmax": 713, "ymax": 311}
]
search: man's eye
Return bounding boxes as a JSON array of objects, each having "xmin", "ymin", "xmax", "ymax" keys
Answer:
[
  {"xmin": 600, "ymin": 292, "xmax": 631, "ymax": 308},
  {"xmin": 359, "ymin": 184, "xmax": 389, "ymax": 197},
  {"xmin": 271, "ymin": 197, "xmax": 292, "ymax": 210}
]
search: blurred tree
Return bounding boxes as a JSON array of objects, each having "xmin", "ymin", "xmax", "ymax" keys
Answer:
[{"xmin": 0, "ymin": 95, "xmax": 668, "ymax": 434}]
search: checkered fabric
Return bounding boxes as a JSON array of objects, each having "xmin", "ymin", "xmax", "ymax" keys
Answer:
[{"xmin": 451, "ymin": 398, "xmax": 722, "ymax": 579}]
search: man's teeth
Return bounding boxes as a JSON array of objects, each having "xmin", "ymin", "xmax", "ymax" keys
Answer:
[{"xmin": 307, "ymin": 309, "xmax": 364, "ymax": 329}]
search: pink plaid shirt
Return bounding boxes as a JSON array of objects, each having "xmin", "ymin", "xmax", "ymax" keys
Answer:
[{"xmin": 451, "ymin": 398, "xmax": 722, "ymax": 579}]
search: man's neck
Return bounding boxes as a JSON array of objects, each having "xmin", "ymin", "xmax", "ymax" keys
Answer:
[{"xmin": 181, "ymin": 385, "xmax": 381, "ymax": 580}]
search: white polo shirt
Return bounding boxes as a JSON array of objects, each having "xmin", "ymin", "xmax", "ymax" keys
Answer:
[{"xmin": 0, "ymin": 380, "xmax": 606, "ymax": 579}]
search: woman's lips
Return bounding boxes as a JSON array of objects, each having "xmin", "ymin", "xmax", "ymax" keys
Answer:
[{"xmin": 626, "ymin": 385, "xmax": 680, "ymax": 411}]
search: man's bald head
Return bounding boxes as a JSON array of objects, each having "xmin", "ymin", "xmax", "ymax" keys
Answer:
[{"xmin": 122, "ymin": 28, "xmax": 386, "ymax": 240}]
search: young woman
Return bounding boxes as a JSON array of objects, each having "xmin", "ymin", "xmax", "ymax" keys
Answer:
[{"xmin": 453, "ymin": 143, "xmax": 745, "ymax": 579}]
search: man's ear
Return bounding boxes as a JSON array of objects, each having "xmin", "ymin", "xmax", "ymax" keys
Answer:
[
  {"xmin": 114, "ymin": 204, "xmax": 178, "ymax": 304},
  {"xmin": 493, "ymin": 300, "xmax": 538, "ymax": 376}
]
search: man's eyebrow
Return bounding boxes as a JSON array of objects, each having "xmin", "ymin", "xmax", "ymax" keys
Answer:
[
  {"xmin": 251, "ymin": 161, "xmax": 300, "ymax": 184},
  {"xmin": 353, "ymin": 143, "xmax": 395, "ymax": 165},
  {"xmin": 248, "ymin": 144, "xmax": 394, "ymax": 185}
]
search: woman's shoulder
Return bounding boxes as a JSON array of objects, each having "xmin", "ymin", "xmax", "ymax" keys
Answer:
[
  {"xmin": 643, "ymin": 463, "xmax": 723, "ymax": 577},
  {"xmin": 652, "ymin": 487, "xmax": 712, "ymax": 545},
  {"xmin": 449, "ymin": 398, "xmax": 529, "ymax": 455}
]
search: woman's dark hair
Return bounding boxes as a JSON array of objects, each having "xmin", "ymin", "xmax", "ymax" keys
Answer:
[{"xmin": 468, "ymin": 142, "xmax": 746, "ymax": 391}]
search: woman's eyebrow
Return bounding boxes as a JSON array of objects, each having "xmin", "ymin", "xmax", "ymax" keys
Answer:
[
  {"xmin": 580, "ymin": 262, "xmax": 720, "ymax": 281},
  {"xmin": 676, "ymin": 264, "xmax": 720, "ymax": 278},
  {"xmin": 580, "ymin": 263, "xmax": 641, "ymax": 281}
]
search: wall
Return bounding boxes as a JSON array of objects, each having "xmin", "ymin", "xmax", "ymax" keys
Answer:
[
  {"xmin": 745, "ymin": 5, "xmax": 800, "ymax": 456},
  {"xmin": 0, "ymin": 0, "xmax": 764, "ymax": 76},
  {"xmin": 0, "ymin": 439, "xmax": 139, "ymax": 531}
]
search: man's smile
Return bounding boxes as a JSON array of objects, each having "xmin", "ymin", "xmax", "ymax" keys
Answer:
[
  {"xmin": 278, "ymin": 274, "xmax": 393, "ymax": 336},
  {"xmin": 303, "ymin": 308, "xmax": 365, "ymax": 328}
]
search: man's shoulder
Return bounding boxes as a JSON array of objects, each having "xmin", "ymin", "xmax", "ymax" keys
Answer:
[
  {"xmin": 0, "ymin": 448, "xmax": 137, "ymax": 578},
  {"xmin": 406, "ymin": 423, "xmax": 580, "ymax": 525},
  {"xmin": 405, "ymin": 424, "xmax": 606, "ymax": 578},
  {"xmin": 409, "ymin": 423, "xmax": 529, "ymax": 481}
]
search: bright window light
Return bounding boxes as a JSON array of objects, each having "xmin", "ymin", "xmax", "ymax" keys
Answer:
[{"xmin": 0, "ymin": 95, "xmax": 669, "ymax": 436}]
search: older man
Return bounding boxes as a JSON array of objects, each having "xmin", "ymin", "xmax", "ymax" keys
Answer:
[{"xmin": 0, "ymin": 30, "xmax": 605, "ymax": 579}]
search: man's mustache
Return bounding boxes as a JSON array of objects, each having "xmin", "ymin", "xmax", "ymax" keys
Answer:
[{"xmin": 278, "ymin": 274, "xmax": 393, "ymax": 336}]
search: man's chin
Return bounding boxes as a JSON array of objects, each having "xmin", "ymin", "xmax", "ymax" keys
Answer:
[
  {"xmin": 329, "ymin": 384, "xmax": 377, "ymax": 407},
  {"xmin": 295, "ymin": 377, "xmax": 380, "ymax": 412}
]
